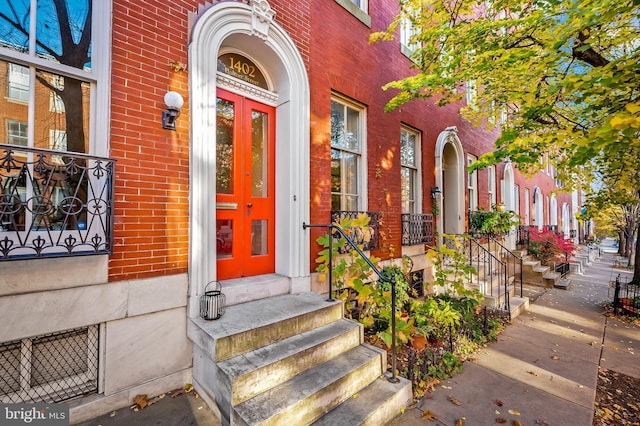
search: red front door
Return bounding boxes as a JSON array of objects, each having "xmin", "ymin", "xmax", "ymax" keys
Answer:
[{"xmin": 215, "ymin": 89, "xmax": 275, "ymax": 280}]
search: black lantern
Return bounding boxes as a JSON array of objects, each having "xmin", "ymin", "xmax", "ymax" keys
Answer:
[{"xmin": 199, "ymin": 281, "xmax": 226, "ymax": 320}]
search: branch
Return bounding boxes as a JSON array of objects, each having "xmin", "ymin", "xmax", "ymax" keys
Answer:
[{"xmin": 572, "ymin": 29, "xmax": 609, "ymax": 68}]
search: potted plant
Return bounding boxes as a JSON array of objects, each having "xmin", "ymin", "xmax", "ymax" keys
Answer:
[{"xmin": 469, "ymin": 204, "xmax": 520, "ymax": 237}]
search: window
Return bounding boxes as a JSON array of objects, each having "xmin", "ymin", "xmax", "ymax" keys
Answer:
[
  {"xmin": 400, "ymin": 16, "xmax": 420, "ymax": 55},
  {"xmin": 349, "ymin": 0, "xmax": 367, "ymax": 13},
  {"xmin": 0, "ymin": 326, "xmax": 99, "ymax": 403},
  {"xmin": 7, "ymin": 63, "xmax": 29, "ymax": 102},
  {"xmin": 524, "ymin": 188, "xmax": 530, "ymax": 224},
  {"xmin": 49, "ymin": 129, "xmax": 67, "ymax": 151},
  {"xmin": 0, "ymin": 0, "xmax": 110, "ymax": 155},
  {"xmin": 487, "ymin": 165, "xmax": 496, "ymax": 206},
  {"xmin": 331, "ymin": 96, "xmax": 366, "ymax": 211},
  {"xmin": 466, "ymin": 80, "xmax": 478, "ymax": 110},
  {"xmin": 401, "ymin": 126, "xmax": 420, "ymax": 214},
  {"xmin": 514, "ymin": 184, "xmax": 520, "ymax": 214},
  {"xmin": 7, "ymin": 120, "xmax": 27, "ymax": 146},
  {"xmin": 467, "ymin": 155, "xmax": 478, "ymax": 211}
]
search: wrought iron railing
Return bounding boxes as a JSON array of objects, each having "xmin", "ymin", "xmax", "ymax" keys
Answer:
[
  {"xmin": 401, "ymin": 213, "xmax": 433, "ymax": 246},
  {"xmin": 467, "ymin": 238, "xmax": 510, "ymax": 313},
  {"xmin": 303, "ymin": 222, "xmax": 399, "ymax": 383},
  {"xmin": 330, "ymin": 210, "xmax": 380, "ymax": 251},
  {"xmin": 487, "ymin": 236, "xmax": 523, "ymax": 298},
  {"xmin": 0, "ymin": 144, "xmax": 115, "ymax": 260},
  {"xmin": 569, "ymin": 229, "xmax": 577, "ymax": 239},
  {"xmin": 612, "ymin": 274, "xmax": 639, "ymax": 318}
]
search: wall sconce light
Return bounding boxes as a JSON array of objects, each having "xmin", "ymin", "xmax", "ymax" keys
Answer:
[
  {"xmin": 431, "ymin": 186, "xmax": 442, "ymax": 198},
  {"xmin": 162, "ymin": 91, "xmax": 184, "ymax": 131}
]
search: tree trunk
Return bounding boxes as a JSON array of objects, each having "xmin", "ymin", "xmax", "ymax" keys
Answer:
[{"xmin": 619, "ymin": 230, "xmax": 625, "ymax": 256}]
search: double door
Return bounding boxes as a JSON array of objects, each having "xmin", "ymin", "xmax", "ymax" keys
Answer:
[{"xmin": 215, "ymin": 89, "xmax": 275, "ymax": 279}]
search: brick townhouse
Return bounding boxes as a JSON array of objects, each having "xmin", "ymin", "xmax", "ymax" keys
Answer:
[{"xmin": 0, "ymin": 0, "xmax": 580, "ymax": 424}]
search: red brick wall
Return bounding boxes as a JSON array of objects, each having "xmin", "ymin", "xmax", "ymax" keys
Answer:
[{"xmin": 109, "ymin": 0, "xmax": 191, "ymax": 280}]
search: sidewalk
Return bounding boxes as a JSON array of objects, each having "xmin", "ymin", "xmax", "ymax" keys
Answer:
[{"xmin": 389, "ymin": 251, "xmax": 638, "ymax": 426}]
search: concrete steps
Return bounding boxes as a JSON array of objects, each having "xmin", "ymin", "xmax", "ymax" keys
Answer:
[{"xmin": 188, "ymin": 292, "xmax": 411, "ymax": 426}]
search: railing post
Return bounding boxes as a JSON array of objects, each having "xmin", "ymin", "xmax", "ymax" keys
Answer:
[
  {"xmin": 327, "ymin": 224, "xmax": 334, "ymax": 302},
  {"xmin": 613, "ymin": 274, "xmax": 621, "ymax": 316}
]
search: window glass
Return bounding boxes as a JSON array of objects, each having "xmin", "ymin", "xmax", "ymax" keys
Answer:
[
  {"xmin": 331, "ymin": 97, "xmax": 364, "ymax": 211},
  {"xmin": 401, "ymin": 127, "xmax": 420, "ymax": 214},
  {"xmin": 467, "ymin": 155, "xmax": 478, "ymax": 211}
]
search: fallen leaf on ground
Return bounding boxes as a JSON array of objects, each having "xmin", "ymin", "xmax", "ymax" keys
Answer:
[
  {"xmin": 496, "ymin": 417, "xmax": 507, "ymax": 423},
  {"xmin": 171, "ymin": 389, "xmax": 185, "ymax": 398},
  {"xmin": 551, "ymin": 355, "xmax": 560, "ymax": 360},
  {"xmin": 528, "ymin": 371, "xmax": 539, "ymax": 376},
  {"xmin": 494, "ymin": 399, "xmax": 503, "ymax": 406},
  {"xmin": 448, "ymin": 395, "xmax": 462, "ymax": 406},
  {"xmin": 133, "ymin": 394, "xmax": 148, "ymax": 409},
  {"xmin": 422, "ymin": 410, "xmax": 438, "ymax": 420},
  {"xmin": 456, "ymin": 418, "xmax": 465, "ymax": 426},
  {"xmin": 512, "ymin": 420, "xmax": 522, "ymax": 426},
  {"xmin": 508, "ymin": 409, "xmax": 521, "ymax": 416},
  {"xmin": 535, "ymin": 420, "xmax": 549, "ymax": 426}
]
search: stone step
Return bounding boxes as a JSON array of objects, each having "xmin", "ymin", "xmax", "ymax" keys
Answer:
[
  {"xmin": 218, "ymin": 318, "xmax": 363, "ymax": 406},
  {"xmin": 231, "ymin": 344, "xmax": 388, "ymax": 426},
  {"xmin": 554, "ymin": 278, "xmax": 571, "ymax": 290},
  {"xmin": 312, "ymin": 376, "xmax": 412, "ymax": 426},
  {"xmin": 509, "ymin": 296, "xmax": 530, "ymax": 319},
  {"xmin": 188, "ymin": 292, "xmax": 343, "ymax": 362}
]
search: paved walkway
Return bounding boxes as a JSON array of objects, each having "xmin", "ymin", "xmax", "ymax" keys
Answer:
[{"xmin": 389, "ymin": 250, "xmax": 639, "ymax": 426}]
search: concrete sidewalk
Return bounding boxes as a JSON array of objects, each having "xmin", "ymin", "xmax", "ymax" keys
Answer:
[{"xmin": 389, "ymin": 251, "xmax": 637, "ymax": 426}]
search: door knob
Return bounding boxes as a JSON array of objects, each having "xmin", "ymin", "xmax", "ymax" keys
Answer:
[{"xmin": 247, "ymin": 203, "xmax": 253, "ymax": 208}]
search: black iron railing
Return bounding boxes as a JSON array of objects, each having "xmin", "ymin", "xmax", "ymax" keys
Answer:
[
  {"xmin": 330, "ymin": 210, "xmax": 381, "ymax": 251},
  {"xmin": 516, "ymin": 225, "xmax": 530, "ymax": 248},
  {"xmin": 544, "ymin": 225, "xmax": 558, "ymax": 234},
  {"xmin": 303, "ymin": 221, "xmax": 399, "ymax": 383},
  {"xmin": 569, "ymin": 229, "xmax": 577, "ymax": 239},
  {"xmin": 613, "ymin": 274, "xmax": 639, "ymax": 318},
  {"xmin": 0, "ymin": 144, "xmax": 115, "ymax": 260},
  {"xmin": 401, "ymin": 213, "xmax": 433, "ymax": 246},
  {"xmin": 487, "ymin": 236, "xmax": 523, "ymax": 298},
  {"xmin": 467, "ymin": 238, "xmax": 510, "ymax": 313}
]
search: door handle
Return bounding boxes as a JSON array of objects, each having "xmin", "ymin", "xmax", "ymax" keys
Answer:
[{"xmin": 247, "ymin": 203, "xmax": 253, "ymax": 208}]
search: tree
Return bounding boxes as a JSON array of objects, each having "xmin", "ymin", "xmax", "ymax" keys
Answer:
[
  {"xmin": 372, "ymin": 0, "xmax": 640, "ymax": 282},
  {"xmin": 0, "ymin": 0, "xmax": 91, "ymax": 153}
]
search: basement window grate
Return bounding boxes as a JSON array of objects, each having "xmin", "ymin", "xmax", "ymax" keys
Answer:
[{"xmin": 0, "ymin": 325, "xmax": 99, "ymax": 403}]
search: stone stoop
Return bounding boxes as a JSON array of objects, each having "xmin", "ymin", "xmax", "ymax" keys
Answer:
[
  {"xmin": 554, "ymin": 278, "xmax": 572, "ymax": 290},
  {"xmin": 188, "ymin": 292, "xmax": 412, "ymax": 426}
]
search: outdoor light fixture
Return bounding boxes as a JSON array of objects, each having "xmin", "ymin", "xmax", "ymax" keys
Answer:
[
  {"xmin": 162, "ymin": 91, "xmax": 184, "ymax": 131},
  {"xmin": 431, "ymin": 186, "xmax": 442, "ymax": 198}
]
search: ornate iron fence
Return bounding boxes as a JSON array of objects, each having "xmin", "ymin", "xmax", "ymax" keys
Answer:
[
  {"xmin": 330, "ymin": 210, "xmax": 380, "ymax": 251},
  {"xmin": 401, "ymin": 213, "xmax": 433, "ymax": 246},
  {"xmin": 0, "ymin": 144, "xmax": 115, "ymax": 260},
  {"xmin": 613, "ymin": 274, "xmax": 639, "ymax": 318}
]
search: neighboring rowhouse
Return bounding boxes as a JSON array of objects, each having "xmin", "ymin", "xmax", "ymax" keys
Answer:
[{"xmin": 0, "ymin": 0, "xmax": 579, "ymax": 424}]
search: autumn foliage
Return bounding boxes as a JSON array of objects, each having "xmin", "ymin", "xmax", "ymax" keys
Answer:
[{"xmin": 527, "ymin": 228, "xmax": 576, "ymax": 266}]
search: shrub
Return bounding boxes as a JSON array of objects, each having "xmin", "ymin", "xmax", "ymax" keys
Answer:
[{"xmin": 527, "ymin": 228, "xmax": 576, "ymax": 266}]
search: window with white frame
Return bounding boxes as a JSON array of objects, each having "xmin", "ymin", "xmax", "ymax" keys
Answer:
[
  {"xmin": 0, "ymin": 0, "xmax": 110, "ymax": 155},
  {"xmin": 7, "ymin": 63, "xmax": 29, "ymax": 102},
  {"xmin": 331, "ymin": 96, "xmax": 366, "ymax": 211},
  {"xmin": 7, "ymin": 120, "xmax": 28, "ymax": 146},
  {"xmin": 467, "ymin": 155, "xmax": 478, "ymax": 211},
  {"xmin": 349, "ymin": 0, "xmax": 367, "ymax": 13},
  {"xmin": 488, "ymin": 165, "xmax": 496, "ymax": 206},
  {"xmin": 524, "ymin": 188, "xmax": 530, "ymax": 224},
  {"xmin": 401, "ymin": 126, "xmax": 420, "ymax": 214},
  {"xmin": 400, "ymin": 16, "xmax": 420, "ymax": 55},
  {"xmin": 466, "ymin": 80, "xmax": 478, "ymax": 110},
  {"xmin": 514, "ymin": 184, "xmax": 520, "ymax": 214}
]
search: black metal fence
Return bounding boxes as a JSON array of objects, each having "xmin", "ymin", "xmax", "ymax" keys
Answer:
[
  {"xmin": 401, "ymin": 213, "xmax": 433, "ymax": 246},
  {"xmin": 613, "ymin": 274, "xmax": 639, "ymax": 318},
  {"xmin": 0, "ymin": 326, "xmax": 99, "ymax": 403},
  {"xmin": 0, "ymin": 144, "xmax": 115, "ymax": 260},
  {"xmin": 403, "ymin": 306, "xmax": 509, "ymax": 384}
]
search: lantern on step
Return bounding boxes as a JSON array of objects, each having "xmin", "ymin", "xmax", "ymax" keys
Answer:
[{"xmin": 199, "ymin": 281, "xmax": 226, "ymax": 320}]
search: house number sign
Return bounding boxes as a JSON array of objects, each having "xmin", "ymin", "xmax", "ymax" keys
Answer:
[{"xmin": 217, "ymin": 53, "xmax": 268, "ymax": 90}]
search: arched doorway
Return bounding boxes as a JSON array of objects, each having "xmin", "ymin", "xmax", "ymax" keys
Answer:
[
  {"xmin": 188, "ymin": 0, "xmax": 310, "ymax": 311},
  {"xmin": 435, "ymin": 127, "xmax": 464, "ymax": 240},
  {"xmin": 503, "ymin": 162, "xmax": 515, "ymax": 211}
]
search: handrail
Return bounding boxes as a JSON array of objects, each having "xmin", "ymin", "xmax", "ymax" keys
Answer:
[
  {"xmin": 488, "ymin": 236, "xmax": 523, "ymax": 298},
  {"xmin": 303, "ymin": 222, "xmax": 399, "ymax": 383},
  {"xmin": 467, "ymin": 238, "xmax": 510, "ymax": 313}
]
